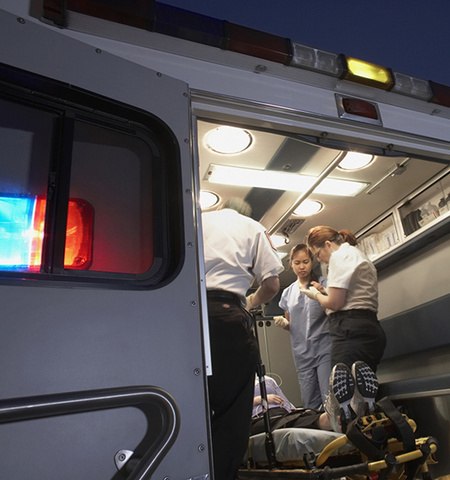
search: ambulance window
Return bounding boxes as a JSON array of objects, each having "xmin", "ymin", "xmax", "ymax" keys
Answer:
[
  {"xmin": 69, "ymin": 119, "xmax": 155, "ymax": 274},
  {"xmin": 0, "ymin": 98, "xmax": 54, "ymax": 271},
  {"xmin": 0, "ymin": 66, "xmax": 182, "ymax": 287}
]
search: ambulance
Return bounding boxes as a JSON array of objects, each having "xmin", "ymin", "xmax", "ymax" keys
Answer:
[{"xmin": 0, "ymin": 1, "xmax": 449, "ymax": 478}]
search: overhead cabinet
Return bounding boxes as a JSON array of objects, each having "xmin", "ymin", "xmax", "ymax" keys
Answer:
[{"xmin": 358, "ymin": 167, "xmax": 450, "ymax": 267}]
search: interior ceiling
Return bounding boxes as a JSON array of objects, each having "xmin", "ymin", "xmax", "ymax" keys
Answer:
[{"xmin": 197, "ymin": 119, "xmax": 446, "ymax": 285}]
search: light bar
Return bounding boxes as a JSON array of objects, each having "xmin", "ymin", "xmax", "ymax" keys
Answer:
[
  {"xmin": 154, "ymin": 4, "xmax": 226, "ymax": 48},
  {"xmin": 290, "ymin": 43, "xmax": 345, "ymax": 77},
  {"xmin": 226, "ymin": 22, "xmax": 292, "ymax": 64},
  {"xmin": 344, "ymin": 56, "xmax": 393, "ymax": 90},
  {"xmin": 204, "ymin": 164, "xmax": 368, "ymax": 196},
  {"xmin": 66, "ymin": 0, "xmax": 154, "ymax": 29},
  {"xmin": 42, "ymin": 1, "xmax": 450, "ymax": 105},
  {"xmin": 430, "ymin": 81, "xmax": 450, "ymax": 108},
  {"xmin": 391, "ymin": 71, "xmax": 433, "ymax": 101}
]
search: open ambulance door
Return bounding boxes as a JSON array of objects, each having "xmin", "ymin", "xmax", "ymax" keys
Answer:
[{"xmin": 0, "ymin": 8, "xmax": 211, "ymax": 480}]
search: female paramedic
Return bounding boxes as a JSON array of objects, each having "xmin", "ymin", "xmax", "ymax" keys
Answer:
[
  {"xmin": 304, "ymin": 226, "xmax": 386, "ymax": 372},
  {"xmin": 273, "ymin": 244, "xmax": 332, "ymax": 409}
]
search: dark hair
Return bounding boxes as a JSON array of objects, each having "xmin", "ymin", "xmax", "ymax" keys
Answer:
[
  {"xmin": 289, "ymin": 243, "xmax": 319, "ymax": 284},
  {"xmin": 223, "ymin": 197, "xmax": 252, "ymax": 217},
  {"xmin": 307, "ymin": 226, "xmax": 343, "ymax": 249},
  {"xmin": 339, "ymin": 229, "xmax": 358, "ymax": 246}
]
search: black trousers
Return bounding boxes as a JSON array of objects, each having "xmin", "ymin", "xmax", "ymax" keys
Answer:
[
  {"xmin": 328, "ymin": 309, "xmax": 386, "ymax": 372},
  {"xmin": 207, "ymin": 295, "xmax": 259, "ymax": 480}
]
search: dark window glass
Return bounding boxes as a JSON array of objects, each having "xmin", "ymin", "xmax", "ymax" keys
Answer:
[
  {"xmin": 0, "ymin": 66, "xmax": 182, "ymax": 287},
  {"xmin": 68, "ymin": 120, "xmax": 155, "ymax": 274}
]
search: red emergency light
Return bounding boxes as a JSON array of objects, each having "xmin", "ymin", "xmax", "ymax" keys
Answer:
[{"xmin": 0, "ymin": 195, "xmax": 93, "ymax": 272}]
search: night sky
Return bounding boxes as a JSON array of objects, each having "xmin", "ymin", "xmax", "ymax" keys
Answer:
[{"xmin": 161, "ymin": 0, "xmax": 450, "ymax": 86}]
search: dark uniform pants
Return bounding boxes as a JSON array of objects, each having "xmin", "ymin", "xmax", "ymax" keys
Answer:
[
  {"xmin": 328, "ymin": 309, "xmax": 386, "ymax": 372},
  {"xmin": 207, "ymin": 295, "xmax": 259, "ymax": 480}
]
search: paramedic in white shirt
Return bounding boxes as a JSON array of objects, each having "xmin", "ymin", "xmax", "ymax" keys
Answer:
[
  {"xmin": 304, "ymin": 225, "xmax": 386, "ymax": 372},
  {"xmin": 202, "ymin": 197, "xmax": 284, "ymax": 480}
]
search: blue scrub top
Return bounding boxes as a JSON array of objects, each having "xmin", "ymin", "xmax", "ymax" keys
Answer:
[{"xmin": 279, "ymin": 277, "xmax": 331, "ymax": 370}]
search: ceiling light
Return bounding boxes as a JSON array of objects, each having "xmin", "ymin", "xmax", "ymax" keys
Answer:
[
  {"xmin": 293, "ymin": 200, "xmax": 323, "ymax": 216},
  {"xmin": 271, "ymin": 234, "xmax": 289, "ymax": 248},
  {"xmin": 204, "ymin": 164, "xmax": 368, "ymax": 197},
  {"xmin": 338, "ymin": 152, "xmax": 374, "ymax": 171},
  {"xmin": 200, "ymin": 190, "xmax": 219, "ymax": 210},
  {"xmin": 205, "ymin": 126, "xmax": 253, "ymax": 154}
]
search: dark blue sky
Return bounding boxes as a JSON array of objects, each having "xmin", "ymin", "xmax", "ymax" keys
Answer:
[{"xmin": 161, "ymin": 0, "xmax": 450, "ymax": 86}]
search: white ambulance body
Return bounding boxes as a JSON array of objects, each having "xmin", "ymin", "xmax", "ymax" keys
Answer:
[{"xmin": 0, "ymin": 1, "xmax": 449, "ymax": 479}]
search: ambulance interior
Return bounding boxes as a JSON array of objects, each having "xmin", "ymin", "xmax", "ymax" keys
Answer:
[
  {"xmin": 196, "ymin": 118, "xmax": 450, "ymax": 476},
  {"xmin": 1, "ymin": 3, "xmax": 449, "ymax": 476}
]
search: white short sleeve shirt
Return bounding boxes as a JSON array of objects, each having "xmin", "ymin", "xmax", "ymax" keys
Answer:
[
  {"xmin": 202, "ymin": 209, "xmax": 284, "ymax": 303},
  {"xmin": 327, "ymin": 242, "xmax": 378, "ymax": 313}
]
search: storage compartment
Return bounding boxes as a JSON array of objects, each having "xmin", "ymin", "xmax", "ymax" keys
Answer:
[
  {"xmin": 400, "ymin": 171, "xmax": 450, "ymax": 235},
  {"xmin": 359, "ymin": 214, "xmax": 399, "ymax": 260},
  {"xmin": 358, "ymin": 168, "xmax": 450, "ymax": 263}
]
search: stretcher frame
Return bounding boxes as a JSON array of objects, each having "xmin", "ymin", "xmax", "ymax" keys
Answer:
[
  {"xmin": 241, "ymin": 315, "xmax": 439, "ymax": 480},
  {"xmin": 239, "ymin": 407, "xmax": 438, "ymax": 480}
]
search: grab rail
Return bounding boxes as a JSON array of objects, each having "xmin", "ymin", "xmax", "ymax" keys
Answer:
[{"xmin": 0, "ymin": 386, "xmax": 180, "ymax": 480}]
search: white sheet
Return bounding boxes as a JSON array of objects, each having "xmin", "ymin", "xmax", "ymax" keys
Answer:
[{"xmin": 244, "ymin": 427, "xmax": 355, "ymax": 464}]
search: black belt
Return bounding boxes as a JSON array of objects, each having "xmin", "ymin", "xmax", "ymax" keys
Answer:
[
  {"xmin": 253, "ymin": 407, "xmax": 287, "ymax": 420},
  {"xmin": 329, "ymin": 309, "xmax": 378, "ymax": 321},
  {"xmin": 207, "ymin": 290, "xmax": 242, "ymax": 306}
]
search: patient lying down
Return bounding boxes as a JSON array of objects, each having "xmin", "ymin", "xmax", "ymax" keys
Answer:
[{"xmin": 252, "ymin": 361, "xmax": 378, "ymax": 435}]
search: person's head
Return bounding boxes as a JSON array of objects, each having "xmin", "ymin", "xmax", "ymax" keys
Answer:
[
  {"xmin": 339, "ymin": 229, "xmax": 357, "ymax": 246},
  {"xmin": 289, "ymin": 243, "xmax": 317, "ymax": 284},
  {"xmin": 222, "ymin": 197, "xmax": 252, "ymax": 217},
  {"xmin": 307, "ymin": 226, "xmax": 343, "ymax": 264}
]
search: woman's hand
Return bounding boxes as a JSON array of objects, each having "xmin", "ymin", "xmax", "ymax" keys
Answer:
[
  {"xmin": 273, "ymin": 315, "xmax": 289, "ymax": 329},
  {"xmin": 300, "ymin": 286, "xmax": 320, "ymax": 300},
  {"xmin": 309, "ymin": 283, "xmax": 347, "ymax": 311},
  {"xmin": 267, "ymin": 394, "xmax": 285, "ymax": 405},
  {"xmin": 310, "ymin": 281, "xmax": 328, "ymax": 295}
]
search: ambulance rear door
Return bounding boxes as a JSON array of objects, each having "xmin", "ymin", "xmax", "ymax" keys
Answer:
[{"xmin": 0, "ymin": 8, "xmax": 211, "ymax": 480}]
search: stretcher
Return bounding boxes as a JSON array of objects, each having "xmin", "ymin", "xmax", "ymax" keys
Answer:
[
  {"xmin": 239, "ymin": 397, "xmax": 439, "ymax": 480},
  {"xmin": 242, "ymin": 316, "xmax": 439, "ymax": 480}
]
